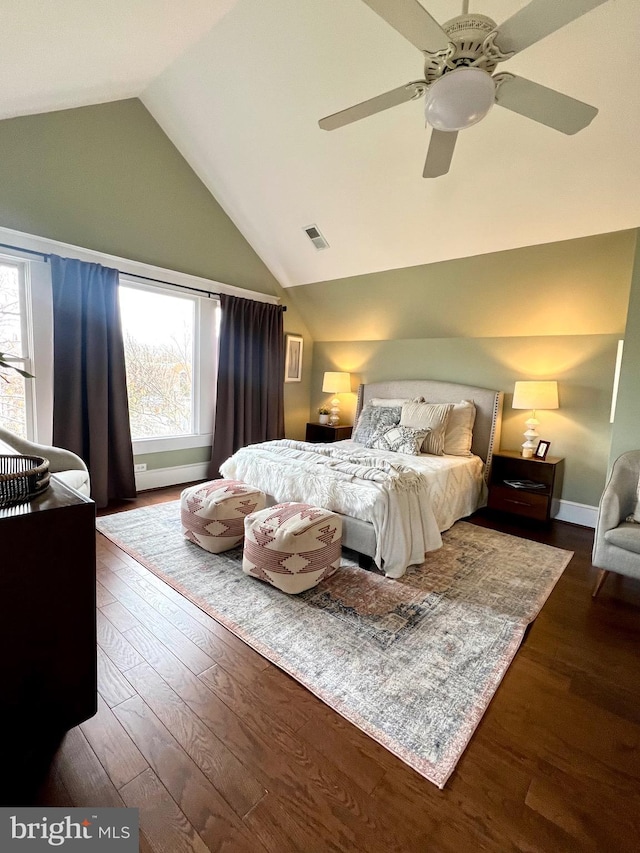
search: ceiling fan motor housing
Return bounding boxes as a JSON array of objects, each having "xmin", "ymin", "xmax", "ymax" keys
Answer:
[{"xmin": 424, "ymin": 14, "xmax": 500, "ymax": 84}]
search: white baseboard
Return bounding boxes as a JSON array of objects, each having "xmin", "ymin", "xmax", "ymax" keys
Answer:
[
  {"xmin": 135, "ymin": 462, "xmax": 209, "ymax": 492},
  {"xmin": 553, "ymin": 498, "xmax": 598, "ymax": 528}
]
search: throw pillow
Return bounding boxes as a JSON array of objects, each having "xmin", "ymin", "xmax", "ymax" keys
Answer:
[
  {"xmin": 353, "ymin": 405, "xmax": 401, "ymax": 446},
  {"xmin": 443, "ymin": 400, "xmax": 477, "ymax": 456},
  {"xmin": 400, "ymin": 401, "xmax": 454, "ymax": 455},
  {"xmin": 370, "ymin": 425, "xmax": 430, "ymax": 455}
]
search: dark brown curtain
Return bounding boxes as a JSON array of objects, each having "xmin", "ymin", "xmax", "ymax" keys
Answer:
[
  {"xmin": 50, "ymin": 255, "xmax": 136, "ymax": 508},
  {"xmin": 209, "ymin": 293, "xmax": 285, "ymax": 477}
]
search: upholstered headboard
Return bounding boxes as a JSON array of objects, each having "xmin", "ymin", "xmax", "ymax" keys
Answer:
[{"xmin": 355, "ymin": 379, "xmax": 503, "ymax": 482}]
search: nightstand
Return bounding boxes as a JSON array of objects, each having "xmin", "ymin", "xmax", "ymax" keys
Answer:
[
  {"xmin": 487, "ymin": 450, "xmax": 564, "ymax": 523},
  {"xmin": 305, "ymin": 423, "xmax": 353, "ymax": 443}
]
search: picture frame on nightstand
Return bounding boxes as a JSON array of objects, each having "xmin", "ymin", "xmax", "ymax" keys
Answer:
[{"xmin": 535, "ymin": 440, "xmax": 550, "ymax": 460}]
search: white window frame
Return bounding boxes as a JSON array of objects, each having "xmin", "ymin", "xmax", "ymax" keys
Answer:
[
  {"xmin": 119, "ymin": 277, "xmax": 218, "ymax": 454},
  {"xmin": 0, "ymin": 254, "xmax": 38, "ymax": 439}
]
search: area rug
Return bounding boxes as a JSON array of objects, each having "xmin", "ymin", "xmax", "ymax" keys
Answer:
[{"xmin": 96, "ymin": 503, "xmax": 572, "ymax": 788}]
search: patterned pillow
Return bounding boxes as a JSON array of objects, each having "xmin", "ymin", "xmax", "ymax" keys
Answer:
[
  {"xmin": 353, "ymin": 405, "xmax": 401, "ymax": 446},
  {"xmin": 400, "ymin": 401, "xmax": 454, "ymax": 456},
  {"xmin": 370, "ymin": 425, "xmax": 430, "ymax": 455}
]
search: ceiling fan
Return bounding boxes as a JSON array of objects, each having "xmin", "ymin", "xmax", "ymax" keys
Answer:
[{"xmin": 318, "ymin": 0, "xmax": 609, "ymax": 178}]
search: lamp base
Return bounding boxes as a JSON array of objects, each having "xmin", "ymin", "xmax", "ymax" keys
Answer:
[
  {"xmin": 521, "ymin": 415, "xmax": 539, "ymax": 458},
  {"xmin": 329, "ymin": 397, "xmax": 340, "ymax": 426}
]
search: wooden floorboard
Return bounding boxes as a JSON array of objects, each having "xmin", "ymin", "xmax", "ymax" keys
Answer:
[{"xmin": 30, "ymin": 485, "xmax": 640, "ymax": 852}]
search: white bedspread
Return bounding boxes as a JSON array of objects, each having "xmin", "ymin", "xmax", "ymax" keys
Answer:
[{"xmin": 220, "ymin": 439, "xmax": 484, "ymax": 578}]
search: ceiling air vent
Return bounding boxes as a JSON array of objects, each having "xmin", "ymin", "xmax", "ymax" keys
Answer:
[{"xmin": 303, "ymin": 224, "xmax": 329, "ymax": 251}]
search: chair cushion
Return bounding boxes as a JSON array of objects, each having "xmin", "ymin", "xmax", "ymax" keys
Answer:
[
  {"xmin": 181, "ymin": 479, "xmax": 266, "ymax": 554},
  {"xmin": 243, "ymin": 502, "xmax": 342, "ymax": 594},
  {"xmin": 54, "ymin": 469, "xmax": 91, "ymax": 496},
  {"xmin": 604, "ymin": 522, "xmax": 640, "ymax": 555}
]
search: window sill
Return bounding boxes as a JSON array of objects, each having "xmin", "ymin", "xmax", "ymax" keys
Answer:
[{"xmin": 132, "ymin": 434, "xmax": 212, "ymax": 455}]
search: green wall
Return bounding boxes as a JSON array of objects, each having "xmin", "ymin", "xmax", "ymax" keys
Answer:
[
  {"xmin": 0, "ymin": 98, "xmax": 312, "ymax": 460},
  {"xmin": 0, "ymin": 98, "xmax": 276, "ymax": 294},
  {"xmin": 310, "ymin": 335, "xmax": 618, "ymax": 507},
  {"xmin": 288, "ymin": 231, "xmax": 637, "ymax": 509},
  {"xmin": 610, "ymin": 227, "xmax": 640, "ymax": 465},
  {"xmin": 288, "ymin": 232, "xmax": 634, "ymax": 343}
]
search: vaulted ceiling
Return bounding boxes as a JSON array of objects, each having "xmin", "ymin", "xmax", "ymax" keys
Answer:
[{"xmin": 2, "ymin": 0, "xmax": 639, "ymax": 288}]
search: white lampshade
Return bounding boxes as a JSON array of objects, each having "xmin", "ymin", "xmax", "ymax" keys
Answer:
[
  {"xmin": 512, "ymin": 381, "xmax": 559, "ymax": 411},
  {"xmin": 322, "ymin": 372, "xmax": 351, "ymax": 393},
  {"xmin": 425, "ymin": 67, "xmax": 495, "ymax": 132}
]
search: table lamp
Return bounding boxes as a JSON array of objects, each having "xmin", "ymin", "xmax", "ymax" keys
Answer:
[
  {"xmin": 512, "ymin": 380, "xmax": 559, "ymax": 458},
  {"xmin": 322, "ymin": 372, "xmax": 351, "ymax": 425}
]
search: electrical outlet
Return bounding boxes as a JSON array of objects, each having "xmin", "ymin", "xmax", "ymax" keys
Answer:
[{"xmin": 134, "ymin": 463, "xmax": 147, "ymax": 473}]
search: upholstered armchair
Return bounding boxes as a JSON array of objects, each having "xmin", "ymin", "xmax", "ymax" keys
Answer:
[
  {"xmin": 592, "ymin": 450, "xmax": 640, "ymax": 597},
  {"xmin": 0, "ymin": 425, "xmax": 90, "ymax": 497}
]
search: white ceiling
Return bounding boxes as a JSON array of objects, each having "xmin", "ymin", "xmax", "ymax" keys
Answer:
[
  {"xmin": 2, "ymin": 1, "xmax": 640, "ymax": 289},
  {"xmin": 0, "ymin": 0, "xmax": 237, "ymax": 119}
]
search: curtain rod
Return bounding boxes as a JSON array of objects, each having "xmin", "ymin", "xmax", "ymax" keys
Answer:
[
  {"xmin": 0, "ymin": 241, "xmax": 286, "ymax": 310},
  {"xmin": 0, "ymin": 241, "xmax": 48, "ymax": 261}
]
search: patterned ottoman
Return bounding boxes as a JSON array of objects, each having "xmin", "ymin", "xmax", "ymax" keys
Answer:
[
  {"xmin": 243, "ymin": 502, "xmax": 342, "ymax": 594},
  {"xmin": 181, "ymin": 479, "xmax": 266, "ymax": 554}
]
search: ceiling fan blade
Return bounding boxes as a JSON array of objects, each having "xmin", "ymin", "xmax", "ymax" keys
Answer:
[
  {"xmin": 423, "ymin": 130, "xmax": 458, "ymax": 178},
  {"xmin": 496, "ymin": 75, "xmax": 598, "ymax": 134},
  {"xmin": 361, "ymin": 0, "xmax": 450, "ymax": 52},
  {"xmin": 495, "ymin": 0, "xmax": 609, "ymax": 55},
  {"xmin": 319, "ymin": 82, "xmax": 423, "ymax": 131}
]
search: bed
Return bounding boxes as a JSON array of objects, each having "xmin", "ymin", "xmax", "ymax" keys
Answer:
[{"xmin": 220, "ymin": 379, "xmax": 503, "ymax": 578}]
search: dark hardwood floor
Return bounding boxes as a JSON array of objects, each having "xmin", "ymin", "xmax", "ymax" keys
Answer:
[{"xmin": 35, "ymin": 486, "xmax": 640, "ymax": 852}]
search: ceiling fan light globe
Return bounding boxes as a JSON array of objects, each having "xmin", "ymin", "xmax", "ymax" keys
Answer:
[{"xmin": 425, "ymin": 67, "xmax": 495, "ymax": 132}]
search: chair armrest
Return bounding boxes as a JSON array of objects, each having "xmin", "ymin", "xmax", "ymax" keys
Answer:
[{"xmin": 0, "ymin": 426, "xmax": 87, "ymax": 474}]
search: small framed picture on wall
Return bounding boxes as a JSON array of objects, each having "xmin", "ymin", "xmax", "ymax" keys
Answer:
[
  {"xmin": 284, "ymin": 334, "xmax": 304, "ymax": 382},
  {"xmin": 535, "ymin": 440, "xmax": 550, "ymax": 460}
]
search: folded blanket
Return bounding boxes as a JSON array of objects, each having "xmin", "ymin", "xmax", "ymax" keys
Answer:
[{"xmin": 251, "ymin": 439, "xmax": 424, "ymax": 486}]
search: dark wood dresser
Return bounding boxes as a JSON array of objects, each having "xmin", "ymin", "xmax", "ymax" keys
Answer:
[{"xmin": 0, "ymin": 476, "xmax": 97, "ymax": 802}]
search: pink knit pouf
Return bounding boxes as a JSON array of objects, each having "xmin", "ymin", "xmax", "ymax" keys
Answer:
[
  {"xmin": 180, "ymin": 479, "xmax": 266, "ymax": 554},
  {"xmin": 243, "ymin": 502, "xmax": 342, "ymax": 594}
]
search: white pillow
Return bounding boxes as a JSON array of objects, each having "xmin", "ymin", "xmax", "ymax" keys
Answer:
[
  {"xmin": 443, "ymin": 400, "xmax": 476, "ymax": 457},
  {"xmin": 400, "ymin": 401, "xmax": 453, "ymax": 456},
  {"xmin": 370, "ymin": 396, "xmax": 425, "ymax": 407}
]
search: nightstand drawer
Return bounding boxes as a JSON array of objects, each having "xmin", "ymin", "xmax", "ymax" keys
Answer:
[
  {"xmin": 487, "ymin": 484, "xmax": 550, "ymax": 521},
  {"xmin": 305, "ymin": 423, "xmax": 353, "ymax": 443}
]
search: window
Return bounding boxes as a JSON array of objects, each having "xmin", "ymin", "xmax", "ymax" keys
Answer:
[
  {"xmin": 120, "ymin": 284, "xmax": 196, "ymax": 440},
  {"xmin": 0, "ymin": 259, "xmax": 33, "ymax": 437},
  {"xmin": 118, "ymin": 279, "xmax": 218, "ymax": 454}
]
